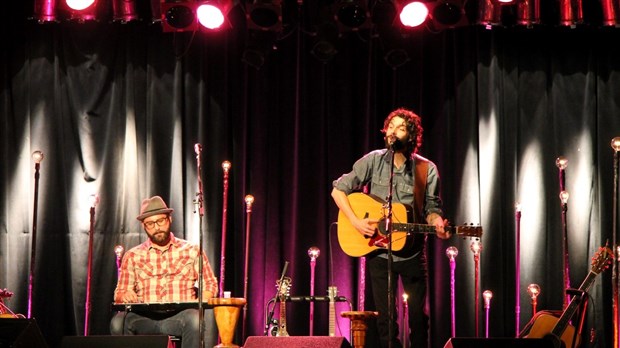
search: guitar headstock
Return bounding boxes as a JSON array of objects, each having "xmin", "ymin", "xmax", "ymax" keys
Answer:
[
  {"xmin": 0, "ymin": 289, "xmax": 13, "ymax": 299},
  {"xmin": 454, "ymin": 224, "xmax": 483, "ymax": 239},
  {"xmin": 591, "ymin": 246, "xmax": 614, "ymax": 274},
  {"xmin": 276, "ymin": 277, "xmax": 292, "ymax": 299},
  {"xmin": 328, "ymin": 286, "xmax": 338, "ymax": 301}
]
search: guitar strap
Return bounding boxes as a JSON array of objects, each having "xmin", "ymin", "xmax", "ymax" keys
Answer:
[{"xmin": 413, "ymin": 156, "xmax": 429, "ymax": 223}]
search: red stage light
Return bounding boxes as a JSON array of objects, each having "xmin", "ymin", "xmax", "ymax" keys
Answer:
[
  {"xmin": 34, "ymin": 0, "xmax": 58, "ymax": 22},
  {"xmin": 160, "ymin": 0, "xmax": 198, "ymax": 32},
  {"xmin": 197, "ymin": 3, "xmax": 225, "ymax": 29},
  {"xmin": 66, "ymin": 0, "xmax": 95, "ymax": 11},
  {"xmin": 112, "ymin": 0, "xmax": 138, "ymax": 22},
  {"xmin": 197, "ymin": 0, "xmax": 232, "ymax": 30},
  {"xmin": 399, "ymin": 1, "xmax": 429, "ymax": 28}
]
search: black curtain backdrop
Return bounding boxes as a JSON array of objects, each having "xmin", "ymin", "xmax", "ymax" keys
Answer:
[{"xmin": 2, "ymin": 1, "xmax": 620, "ymax": 348}]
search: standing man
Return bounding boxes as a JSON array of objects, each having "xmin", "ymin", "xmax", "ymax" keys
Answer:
[
  {"xmin": 331, "ymin": 108, "xmax": 450, "ymax": 348},
  {"xmin": 110, "ymin": 195, "xmax": 218, "ymax": 348}
]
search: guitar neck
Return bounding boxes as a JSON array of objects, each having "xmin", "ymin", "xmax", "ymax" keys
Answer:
[
  {"xmin": 329, "ymin": 299, "xmax": 335, "ymax": 336},
  {"xmin": 551, "ymin": 271, "xmax": 598, "ymax": 337},
  {"xmin": 277, "ymin": 298, "xmax": 288, "ymax": 336},
  {"xmin": 393, "ymin": 223, "xmax": 438, "ymax": 234}
]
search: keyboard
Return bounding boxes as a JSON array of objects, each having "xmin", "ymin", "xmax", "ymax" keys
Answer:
[{"xmin": 110, "ymin": 302, "xmax": 212, "ymax": 312}]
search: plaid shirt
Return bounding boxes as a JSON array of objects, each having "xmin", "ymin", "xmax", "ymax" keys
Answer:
[{"xmin": 114, "ymin": 233, "xmax": 218, "ymax": 302}]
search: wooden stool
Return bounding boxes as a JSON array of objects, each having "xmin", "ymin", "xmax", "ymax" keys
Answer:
[
  {"xmin": 341, "ymin": 311, "xmax": 378, "ymax": 348},
  {"xmin": 207, "ymin": 297, "xmax": 246, "ymax": 348}
]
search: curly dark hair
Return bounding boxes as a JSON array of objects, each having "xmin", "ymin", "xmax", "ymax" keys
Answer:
[{"xmin": 381, "ymin": 107, "xmax": 423, "ymax": 155}]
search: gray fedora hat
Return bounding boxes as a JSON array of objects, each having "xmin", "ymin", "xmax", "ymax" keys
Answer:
[{"xmin": 137, "ymin": 196, "xmax": 174, "ymax": 221}]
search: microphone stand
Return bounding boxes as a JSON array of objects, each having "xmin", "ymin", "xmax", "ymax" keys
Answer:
[
  {"xmin": 386, "ymin": 145, "xmax": 397, "ymax": 348},
  {"xmin": 470, "ymin": 241, "xmax": 482, "ymax": 337},
  {"xmin": 446, "ymin": 247, "xmax": 458, "ymax": 337},
  {"xmin": 242, "ymin": 195, "xmax": 255, "ymax": 341},
  {"xmin": 194, "ymin": 144, "xmax": 205, "ymax": 348},
  {"xmin": 28, "ymin": 150, "xmax": 44, "ymax": 319},
  {"xmin": 514, "ymin": 202, "xmax": 521, "ymax": 336},
  {"xmin": 527, "ymin": 284, "xmax": 541, "ymax": 318},
  {"xmin": 219, "ymin": 161, "xmax": 231, "ymax": 297},
  {"xmin": 84, "ymin": 194, "xmax": 99, "ymax": 336},
  {"xmin": 114, "ymin": 245, "xmax": 124, "ymax": 278},
  {"xmin": 308, "ymin": 247, "xmax": 320, "ymax": 335},
  {"xmin": 611, "ymin": 137, "xmax": 620, "ymax": 348},
  {"xmin": 556, "ymin": 156, "xmax": 571, "ymax": 309},
  {"xmin": 483, "ymin": 290, "xmax": 493, "ymax": 338}
]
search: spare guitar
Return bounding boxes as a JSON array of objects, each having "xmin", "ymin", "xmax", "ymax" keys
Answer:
[
  {"xmin": 328, "ymin": 286, "xmax": 337, "ymax": 337},
  {"xmin": 522, "ymin": 245, "xmax": 613, "ymax": 348},
  {"xmin": 275, "ymin": 277, "xmax": 292, "ymax": 337},
  {"xmin": 337, "ymin": 193, "xmax": 483, "ymax": 257}
]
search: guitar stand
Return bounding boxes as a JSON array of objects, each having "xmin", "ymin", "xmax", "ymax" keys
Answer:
[
  {"xmin": 565, "ymin": 288, "xmax": 589, "ymax": 348},
  {"xmin": 519, "ymin": 289, "xmax": 589, "ymax": 348},
  {"xmin": 264, "ymin": 297, "xmax": 278, "ymax": 336}
]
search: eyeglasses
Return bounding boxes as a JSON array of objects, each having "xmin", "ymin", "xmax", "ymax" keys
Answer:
[{"xmin": 143, "ymin": 217, "xmax": 169, "ymax": 229}]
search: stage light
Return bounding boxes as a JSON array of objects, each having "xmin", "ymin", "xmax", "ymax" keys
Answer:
[
  {"xmin": 478, "ymin": 0, "xmax": 502, "ymax": 28},
  {"xmin": 112, "ymin": 0, "xmax": 138, "ymax": 22},
  {"xmin": 601, "ymin": 0, "xmax": 620, "ymax": 25},
  {"xmin": 334, "ymin": 0, "xmax": 372, "ymax": 31},
  {"xmin": 397, "ymin": 1, "xmax": 430, "ymax": 28},
  {"xmin": 33, "ymin": 0, "xmax": 58, "ymax": 22},
  {"xmin": 246, "ymin": 0, "xmax": 282, "ymax": 31},
  {"xmin": 66, "ymin": 0, "xmax": 95, "ymax": 11},
  {"xmin": 311, "ymin": 22, "xmax": 339, "ymax": 62},
  {"xmin": 379, "ymin": 29, "xmax": 410, "ymax": 68},
  {"xmin": 371, "ymin": 0, "xmax": 398, "ymax": 27},
  {"xmin": 197, "ymin": 0, "xmax": 233, "ymax": 30},
  {"xmin": 516, "ymin": 0, "xmax": 540, "ymax": 26},
  {"xmin": 559, "ymin": 0, "xmax": 582, "ymax": 27},
  {"xmin": 160, "ymin": 0, "xmax": 198, "ymax": 32},
  {"xmin": 65, "ymin": 0, "xmax": 98, "ymax": 21},
  {"xmin": 429, "ymin": 0, "xmax": 467, "ymax": 29}
]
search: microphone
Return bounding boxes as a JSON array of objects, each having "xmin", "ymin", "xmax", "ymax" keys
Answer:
[
  {"xmin": 387, "ymin": 135, "xmax": 404, "ymax": 151},
  {"xmin": 194, "ymin": 143, "xmax": 202, "ymax": 155}
]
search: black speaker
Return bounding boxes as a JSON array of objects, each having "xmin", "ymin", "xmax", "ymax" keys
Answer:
[
  {"xmin": 61, "ymin": 335, "xmax": 172, "ymax": 348},
  {"xmin": 0, "ymin": 318, "xmax": 48, "ymax": 348},
  {"xmin": 244, "ymin": 336, "xmax": 351, "ymax": 348},
  {"xmin": 444, "ymin": 337, "xmax": 554, "ymax": 348}
]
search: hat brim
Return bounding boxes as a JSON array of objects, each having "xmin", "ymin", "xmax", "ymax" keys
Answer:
[{"xmin": 137, "ymin": 208, "xmax": 174, "ymax": 221}]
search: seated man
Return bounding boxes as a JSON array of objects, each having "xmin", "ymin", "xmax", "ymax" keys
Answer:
[{"xmin": 110, "ymin": 196, "xmax": 218, "ymax": 348}]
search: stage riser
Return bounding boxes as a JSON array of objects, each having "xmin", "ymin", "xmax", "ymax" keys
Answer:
[
  {"xmin": 444, "ymin": 337, "xmax": 554, "ymax": 348},
  {"xmin": 0, "ymin": 318, "xmax": 48, "ymax": 348},
  {"xmin": 244, "ymin": 336, "xmax": 351, "ymax": 348},
  {"xmin": 61, "ymin": 335, "xmax": 173, "ymax": 348}
]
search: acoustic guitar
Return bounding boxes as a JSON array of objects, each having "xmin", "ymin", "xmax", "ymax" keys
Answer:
[
  {"xmin": 275, "ymin": 277, "xmax": 292, "ymax": 337},
  {"xmin": 337, "ymin": 193, "xmax": 483, "ymax": 257},
  {"xmin": 328, "ymin": 286, "xmax": 337, "ymax": 337},
  {"xmin": 522, "ymin": 245, "xmax": 613, "ymax": 348}
]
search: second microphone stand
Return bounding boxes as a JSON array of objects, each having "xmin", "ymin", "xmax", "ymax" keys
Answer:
[
  {"xmin": 194, "ymin": 144, "xmax": 206, "ymax": 348},
  {"xmin": 386, "ymin": 145, "xmax": 397, "ymax": 348}
]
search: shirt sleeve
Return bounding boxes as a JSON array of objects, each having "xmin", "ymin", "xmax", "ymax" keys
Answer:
[
  {"xmin": 424, "ymin": 162, "xmax": 444, "ymax": 217},
  {"xmin": 113, "ymin": 250, "xmax": 136, "ymax": 300},
  {"xmin": 332, "ymin": 151, "xmax": 378, "ymax": 193},
  {"xmin": 196, "ymin": 250, "xmax": 218, "ymax": 297}
]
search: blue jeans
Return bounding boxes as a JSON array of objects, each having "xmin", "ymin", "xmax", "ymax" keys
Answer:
[{"xmin": 110, "ymin": 309, "xmax": 215, "ymax": 348}]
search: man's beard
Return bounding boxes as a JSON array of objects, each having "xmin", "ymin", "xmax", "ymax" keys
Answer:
[{"xmin": 149, "ymin": 229, "xmax": 171, "ymax": 245}]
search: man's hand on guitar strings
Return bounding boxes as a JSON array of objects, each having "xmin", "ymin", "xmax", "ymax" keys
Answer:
[
  {"xmin": 434, "ymin": 217, "xmax": 451, "ymax": 240},
  {"xmin": 352, "ymin": 217, "xmax": 378, "ymax": 237}
]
